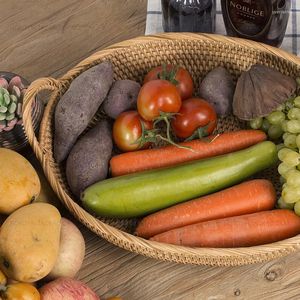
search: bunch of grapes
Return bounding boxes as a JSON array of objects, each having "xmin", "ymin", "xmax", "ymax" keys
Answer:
[{"xmin": 249, "ymin": 96, "xmax": 300, "ymax": 215}]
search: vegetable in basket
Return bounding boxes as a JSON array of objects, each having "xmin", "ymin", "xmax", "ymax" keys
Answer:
[
  {"xmin": 233, "ymin": 64, "xmax": 296, "ymax": 121},
  {"xmin": 143, "ymin": 64, "xmax": 194, "ymax": 100},
  {"xmin": 82, "ymin": 141, "xmax": 277, "ymax": 218},
  {"xmin": 198, "ymin": 66, "xmax": 235, "ymax": 117},
  {"xmin": 102, "ymin": 79, "xmax": 141, "ymax": 119},
  {"xmin": 54, "ymin": 61, "xmax": 113, "ymax": 163},
  {"xmin": 171, "ymin": 97, "xmax": 217, "ymax": 140},
  {"xmin": 112, "ymin": 111, "xmax": 154, "ymax": 152},
  {"xmin": 137, "ymin": 79, "xmax": 182, "ymax": 146},
  {"xmin": 66, "ymin": 119, "xmax": 113, "ymax": 198},
  {"xmin": 110, "ymin": 130, "xmax": 267, "ymax": 176},
  {"xmin": 150, "ymin": 210, "xmax": 300, "ymax": 248},
  {"xmin": 136, "ymin": 179, "xmax": 276, "ymax": 239}
]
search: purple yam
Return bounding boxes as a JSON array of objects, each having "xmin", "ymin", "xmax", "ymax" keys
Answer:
[
  {"xmin": 54, "ymin": 61, "xmax": 113, "ymax": 163},
  {"xmin": 66, "ymin": 120, "xmax": 113, "ymax": 198},
  {"xmin": 103, "ymin": 80, "xmax": 141, "ymax": 119}
]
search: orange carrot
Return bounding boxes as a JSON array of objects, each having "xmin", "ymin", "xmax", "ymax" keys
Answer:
[
  {"xmin": 150, "ymin": 210, "xmax": 300, "ymax": 248},
  {"xmin": 136, "ymin": 179, "xmax": 276, "ymax": 239},
  {"xmin": 110, "ymin": 130, "xmax": 267, "ymax": 177}
]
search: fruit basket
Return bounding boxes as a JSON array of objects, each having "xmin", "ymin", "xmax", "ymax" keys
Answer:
[{"xmin": 23, "ymin": 33, "xmax": 300, "ymax": 266}]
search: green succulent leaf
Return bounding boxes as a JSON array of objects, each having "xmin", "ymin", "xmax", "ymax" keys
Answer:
[
  {"xmin": 10, "ymin": 95, "xmax": 17, "ymax": 103},
  {"xmin": 5, "ymin": 113, "xmax": 15, "ymax": 121},
  {"xmin": 8, "ymin": 102, "xmax": 17, "ymax": 114},
  {"xmin": 3, "ymin": 94, "xmax": 10, "ymax": 106},
  {"xmin": 0, "ymin": 106, "xmax": 7, "ymax": 113},
  {"xmin": 0, "ymin": 113, "xmax": 6, "ymax": 121}
]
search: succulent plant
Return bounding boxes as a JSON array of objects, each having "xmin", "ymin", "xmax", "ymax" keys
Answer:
[{"xmin": 0, "ymin": 76, "xmax": 27, "ymax": 132}]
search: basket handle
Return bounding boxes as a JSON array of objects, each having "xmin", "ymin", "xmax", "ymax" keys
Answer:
[{"xmin": 23, "ymin": 77, "xmax": 60, "ymax": 161}]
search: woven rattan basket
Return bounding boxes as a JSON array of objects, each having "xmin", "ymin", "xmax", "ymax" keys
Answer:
[{"xmin": 23, "ymin": 33, "xmax": 300, "ymax": 266}]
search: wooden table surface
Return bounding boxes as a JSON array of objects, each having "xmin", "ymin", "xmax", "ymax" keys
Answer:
[{"xmin": 3, "ymin": 1, "xmax": 300, "ymax": 299}]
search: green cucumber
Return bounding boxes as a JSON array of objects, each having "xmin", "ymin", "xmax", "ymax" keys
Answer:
[{"xmin": 82, "ymin": 141, "xmax": 277, "ymax": 218}]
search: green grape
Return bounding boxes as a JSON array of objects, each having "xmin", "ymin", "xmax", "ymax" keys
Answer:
[
  {"xmin": 282, "ymin": 186, "xmax": 300, "ymax": 203},
  {"xmin": 261, "ymin": 119, "xmax": 270, "ymax": 133},
  {"xmin": 278, "ymin": 147, "xmax": 294, "ymax": 161},
  {"xmin": 280, "ymin": 176, "xmax": 286, "ymax": 185},
  {"xmin": 286, "ymin": 170, "xmax": 300, "ymax": 187},
  {"xmin": 249, "ymin": 117, "xmax": 263, "ymax": 130},
  {"xmin": 281, "ymin": 120, "xmax": 289, "ymax": 132},
  {"xmin": 278, "ymin": 162, "xmax": 295, "ymax": 177},
  {"xmin": 294, "ymin": 201, "xmax": 300, "ymax": 216},
  {"xmin": 288, "ymin": 108, "xmax": 300, "ymax": 120},
  {"xmin": 277, "ymin": 197, "xmax": 294, "ymax": 210},
  {"xmin": 296, "ymin": 134, "xmax": 300, "ymax": 149},
  {"xmin": 283, "ymin": 132, "xmax": 290, "ymax": 140},
  {"xmin": 276, "ymin": 104, "xmax": 285, "ymax": 112},
  {"xmin": 268, "ymin": 125, "xmax": 283, "ymax": 140},
  {"xmin": 294, "ymin": 96, "xmax": 300, "ymax": 108},
  {"xmin": 266, "ymin": 111, "xmax": 286, "ymax": 125},
  {"xmin": 286, "ymin": 98, "xmax": 295, "ymax": 110},
  {"xmin": 281, "ymin": 150, "xmax": 300, "ymax": 167},
  {"xmin": 276, "ymin": 143, "xmax": 285, "ymax": 153},
  {"xmin": 286, "ymin": 120, "xmax": 300, "ymax": 133},
  {"xmin": 283, "ymin": 133, "xmax": 297, "ymax": 149}
]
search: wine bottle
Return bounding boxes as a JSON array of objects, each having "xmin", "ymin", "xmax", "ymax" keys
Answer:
[
  {"xmin": 161, "ymin": 0, "xmax": 216, "ymax": 33},
  {"xmin": 221, "ymin": 0, "xmax": 291, "ymax": 47}
]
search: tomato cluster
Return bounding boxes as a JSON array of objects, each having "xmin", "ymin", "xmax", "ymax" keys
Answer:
[{"xmin": 113, "ymin": 64, "xmax": 217, "ymax": 152}]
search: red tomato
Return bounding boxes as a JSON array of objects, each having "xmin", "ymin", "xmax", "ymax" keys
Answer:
[
  {"xmin": 143, "ymin": 65, "xmax": 194, "ymax": 100},
  {"xmin": 137, "ymin": 80, "xmax": 182, "ymax": 121},
  {"xmin": 113, "ymin": 111, "xmax": 153, "ymax": 152},
  {"xmin": 172, "ymin": 98, "xmax": 217, "ymax": 139}
]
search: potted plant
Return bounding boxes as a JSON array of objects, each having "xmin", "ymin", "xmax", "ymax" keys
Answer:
[{"xmin": 0, "ymin": 72, "xmax": 44, "ymax": 152}]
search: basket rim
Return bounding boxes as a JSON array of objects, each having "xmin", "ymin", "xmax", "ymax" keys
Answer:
[{"xmin": 23, "ymin": 33, "xmax": 300, "ymax": 267}]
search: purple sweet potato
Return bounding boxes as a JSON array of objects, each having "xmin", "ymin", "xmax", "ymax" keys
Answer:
[
  {"xmin": 66, "ymin": 120, "xmax": 113, "ymax": 198},
  {"xmin": 54, "ymin": 61, "xmax": 113, "ymax": 163},
  {"xmin": 199, "ymin": 67, "xmax": 235, "ymax": 117},
  {"xmin": 103, "ymin": 80, "xmax": 141, "ymax": 119}
]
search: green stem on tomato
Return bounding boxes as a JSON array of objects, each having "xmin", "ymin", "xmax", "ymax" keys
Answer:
[
  {"xmin": 184, "ymin": 122, "xmax": 213, "ymax": 142},
  {"xmin": 133, "ymin": 121, "xmax": 158, "ymax": 148},
  {"xmin": 158, "ymin": 64, "xmax": 179, "ymax": 86},
  {"xmin": 155, "ymin": 134, "xmax": 194, "ymax": 151},
  {"xmin": 153, "ymin": 111, "xmax": 193, "ymax": 151}
]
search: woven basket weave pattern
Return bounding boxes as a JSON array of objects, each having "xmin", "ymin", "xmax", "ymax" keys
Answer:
[{"xmin": 23, "ymin": 33, "xmax": 300, "ymax": 266}]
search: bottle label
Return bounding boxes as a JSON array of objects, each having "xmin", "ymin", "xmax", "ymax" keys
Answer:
[{"xmin": 226, "ymin": 0, "xmax": 272, "ymax": 37}]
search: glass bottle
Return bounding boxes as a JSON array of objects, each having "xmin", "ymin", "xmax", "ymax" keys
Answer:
[
  {"xmin": 161, "ymin": 0, "xmax": 216, "ymax": 33},
  {"xmin": 221, "ymin": 0, "xmax": 291, "ymax": 47}
]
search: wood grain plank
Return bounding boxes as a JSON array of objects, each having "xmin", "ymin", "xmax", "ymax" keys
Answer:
[
  {"xmin": 78, "ymin": 226, "xmax": 300, "ymax": 300},
  {"xmin": 0, "ymin": 0, "xmax": 147, "ymax": 81}
]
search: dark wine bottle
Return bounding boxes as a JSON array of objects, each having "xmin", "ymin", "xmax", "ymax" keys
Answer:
[
  {"xmin": 221, "ymin": 0, "xmax": 291, "ymax": 47},
  {"xmin": 162, "ymin": 0, "xmax": 216, "ymax": 33}
]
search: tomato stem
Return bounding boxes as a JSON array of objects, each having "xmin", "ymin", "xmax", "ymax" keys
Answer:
[
  {"xmin": 153, "ymin": 112, "xmax": 193, "ymax": 151},
  {"xmin": 158, "ymin": 64, "xmax": 179, "ymax": 86},
  {"xmin": 155, "ymin": 134, "xmax": 195, "ymax": 151},
  {"xmin": 134, "ymin": 121, "xmax": 158, "ymax": 148},
  {"xmin": 184, "ymin": 122, "xmax": 212, "ymax": 142}
]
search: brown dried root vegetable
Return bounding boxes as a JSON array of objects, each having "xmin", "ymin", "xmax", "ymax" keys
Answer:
[{"xmin": 233, "ymin": 64, "xmax": 296, "ymax": 120}]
